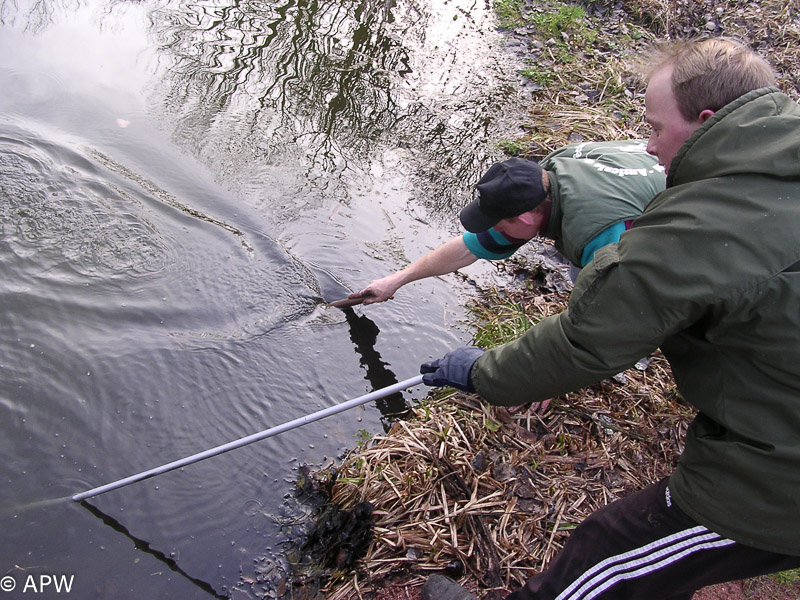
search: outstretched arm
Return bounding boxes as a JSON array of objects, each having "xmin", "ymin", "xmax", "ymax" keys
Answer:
[{"xmin": 352, "ymin": 236, "xmax": 478, "ymax": 304}]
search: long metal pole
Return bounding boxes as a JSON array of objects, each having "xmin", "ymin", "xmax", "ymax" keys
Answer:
[{"xmin": 72, "ymin": 375, "xmax": 424, "ymax": 502}]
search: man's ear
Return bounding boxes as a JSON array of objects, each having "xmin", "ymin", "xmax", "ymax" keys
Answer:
[
  {"xmin": 516, "ymin": 211, "xmax": 536, "ymax": 225},
  {"xmin": 698, "ymin": 109, "xmax": 715, "ymax": 123}
]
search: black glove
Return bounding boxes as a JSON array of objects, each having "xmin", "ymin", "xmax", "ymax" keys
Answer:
[{"xmin": 420, "ymin": 346, "xmax": 485, "ymax": 393}]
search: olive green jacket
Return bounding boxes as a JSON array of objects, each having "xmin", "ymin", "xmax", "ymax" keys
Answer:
[{"xmin": 472, "ymin": 88, "xmax": 800, "ymax": 555}]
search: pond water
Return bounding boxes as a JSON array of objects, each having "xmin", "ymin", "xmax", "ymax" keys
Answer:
[{"xmin": 0, "ymin": 1, "xmax": 526, "ymax": 597}]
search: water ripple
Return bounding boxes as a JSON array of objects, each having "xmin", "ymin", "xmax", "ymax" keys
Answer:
[{"xmin": 0, "ymin": 125, "xmax": 174, "ymax": 281}]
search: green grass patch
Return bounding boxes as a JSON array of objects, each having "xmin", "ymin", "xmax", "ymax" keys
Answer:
[
  {"xmin": 493, "ymin": 0, "xmax": 526, "ymax": 29},
  {"xmin": 471, "ymin": 298, "xmax": 540, "ymax": 348},
  {"xmin": 353, "ymin": 428, "xmax": 373, "ymax": 448},
  {"xmin": 520, "ymin": 65, "xmax": 556, "ymax": 85},
  {"xmin": 771, "ymin": 568, "xmax": 800, "ymax": 585},
  {"xmin": 533, "ymin": 4, "xmax": 587, "ymax": 37},
  {"xmin": 497, "ymin": 138, "xmax": 525, "ymax": 156}
]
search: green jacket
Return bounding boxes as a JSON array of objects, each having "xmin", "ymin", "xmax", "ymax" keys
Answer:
[
  {"xmin": 542, "ymin": 140, "xmax": 665, "ymax": 266},
  {"xmin": 472, "ymin": 88, "xmax": 800, "ymax": 555}
]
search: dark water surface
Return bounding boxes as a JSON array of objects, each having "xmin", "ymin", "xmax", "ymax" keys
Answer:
[{"xmin": 0, "ymin": 1, "xmax": 524, "ymax": 597}]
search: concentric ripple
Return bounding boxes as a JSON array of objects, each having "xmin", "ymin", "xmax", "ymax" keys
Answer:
[{"xmin": 0, "ymin": 125, "xmax": 172, "ymax": 280}]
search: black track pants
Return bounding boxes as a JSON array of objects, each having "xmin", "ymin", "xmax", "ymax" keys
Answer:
[{"xmin": 505, "ymin": 477, "xmax": 800, "ymax": 600}]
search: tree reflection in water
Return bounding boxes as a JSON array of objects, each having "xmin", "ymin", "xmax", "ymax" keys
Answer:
[
  {"xmin": 155, "ymin": 0, "xmax": 410, "ymax": 165},
  {"xmin": 3, "ymin": 0, "xmax": 523, "ymax": 216},
  {"xmin": 149, "ymin": 0, "xmax": 522, "ymax": 215}
]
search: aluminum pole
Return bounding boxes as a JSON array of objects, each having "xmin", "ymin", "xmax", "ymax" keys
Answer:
[{"xmin": 72, "ymin": 375, "xmax": 424, "ymax": 502}]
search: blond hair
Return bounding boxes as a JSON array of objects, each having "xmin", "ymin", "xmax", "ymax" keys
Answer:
[{"xmin": 641, "ymin": 38, "xmax": 776, "ymax": 121}]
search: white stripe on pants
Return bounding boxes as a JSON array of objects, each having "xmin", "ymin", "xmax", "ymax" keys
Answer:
[{"xmin": 555, "ymin": 526, "xmax": 736, "ymax": 600}]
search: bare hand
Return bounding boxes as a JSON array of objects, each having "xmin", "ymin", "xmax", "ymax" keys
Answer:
[{"xmin": 352, "ymin": 275, "xmax": 402, "ymax": 304}]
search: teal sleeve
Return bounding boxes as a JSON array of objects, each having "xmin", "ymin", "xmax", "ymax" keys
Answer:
[
  {"xmin": 580, "ymin": 221, "xmax": 627, "ymax": 267},
  {"xmin": 462, "ymin": 229, "xmax": 523, "ymax": 260}
]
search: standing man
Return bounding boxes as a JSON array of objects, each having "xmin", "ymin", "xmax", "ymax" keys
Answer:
[
  {"xmin": 421, "ymin": 37, "xmax": 800, "ymax": 600},
  {"xmin": 349, "ymin": 140, "xmax": 665, "ymax": 304}
]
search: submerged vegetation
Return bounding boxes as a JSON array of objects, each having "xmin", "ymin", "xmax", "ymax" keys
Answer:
[{"xmin": 279, "ymin": 0, "xmax": 800, "ymax": 599}]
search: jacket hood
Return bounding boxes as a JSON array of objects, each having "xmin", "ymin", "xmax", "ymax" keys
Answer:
[{"xmin": 668, "ymin": 88, "xmax": 800, "ymax": 188}]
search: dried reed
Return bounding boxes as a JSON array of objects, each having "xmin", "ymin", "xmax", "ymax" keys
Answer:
[{"xmin": 320, "ymin": 282, "xmax": 693, "ymax": 600}]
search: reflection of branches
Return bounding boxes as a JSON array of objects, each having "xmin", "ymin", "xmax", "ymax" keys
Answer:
[
  {"xmin": 152, "ymin": 0, "xmax": 419, "ymax": 175},
  {"xmin": 0, "ymin": 0, "xmax": 57, "ymax": 32},
  {"xmin": 151, "ymin": 0, "xmax": 524, "ymax": 213},
  {"xmin": 3, "ymin": 0, "xmax": 522, "ymax": 214},
  {"xmin": 147, "ymin": 0, "xmax": 523, "ymax": 212},
  {"xmin": 0, "ymin": 0, "xmax": 133, "ymax": 33}
]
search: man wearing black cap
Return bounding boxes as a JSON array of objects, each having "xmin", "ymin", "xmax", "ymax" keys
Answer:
[{"xmin": 350, "ymin": 140, "xmax": 664, "ymax": 305}]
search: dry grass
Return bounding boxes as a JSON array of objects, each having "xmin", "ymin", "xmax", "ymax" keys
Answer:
[{"xmin": 310, "ymin": 281, "xmax": 692, "ymax": 600}]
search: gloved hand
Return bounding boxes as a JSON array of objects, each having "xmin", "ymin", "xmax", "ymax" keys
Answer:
[{"xmin": 420, "ymin": 346, "xmax": 485, "ymax": 393}]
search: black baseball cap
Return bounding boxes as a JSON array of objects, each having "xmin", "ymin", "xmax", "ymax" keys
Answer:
[{"xmin": 459, "ymin": 158, "xmax": 547, "ymax": 233}]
